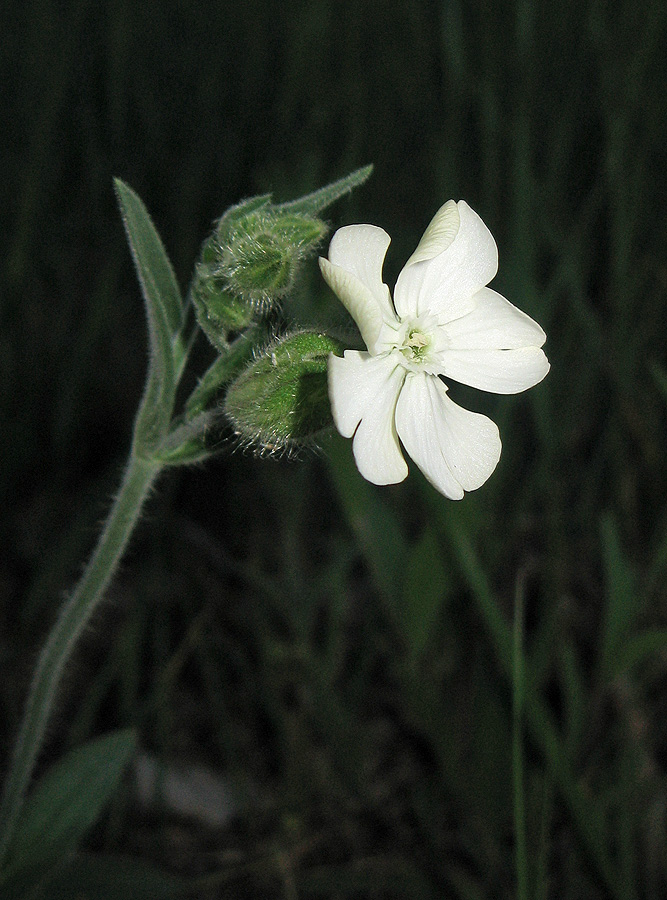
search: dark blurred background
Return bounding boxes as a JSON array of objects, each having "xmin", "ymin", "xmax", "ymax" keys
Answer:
[{"xmin": 1, "ymin": 1, "xmax": 667, "ymax": 897}]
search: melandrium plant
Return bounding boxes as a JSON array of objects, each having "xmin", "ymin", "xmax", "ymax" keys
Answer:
[
  {"xmin": 0, "ymin": 166, "xmax": 549, "ymax": 896},
  {"xmin": 0, "ymin": 166, "xmax": 372, "ymax": 895}
]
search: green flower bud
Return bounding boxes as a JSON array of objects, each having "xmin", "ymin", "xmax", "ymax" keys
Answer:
[
  {"xmin": 191, "ymin": 260, "xmax": 255, "ymax": 351},
  {"xmin": 217, "ymin": 209, "xmax": 327, "ymax": 307},
  {"xmin": 224, "ymin": 330, "xmax": 344, "ymax": 453},
  {"xmin": 190, "ymin": 195, "xmax": 327, "ymax": 349}
]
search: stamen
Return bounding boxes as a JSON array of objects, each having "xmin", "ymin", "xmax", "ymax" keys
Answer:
[
  {"xmin": 407, "ymin": 331, "xmax": 428, "ymax": 350},
  {"xmin": 392, "ymin": 319, "xmax": 436, "ymax": 370}
]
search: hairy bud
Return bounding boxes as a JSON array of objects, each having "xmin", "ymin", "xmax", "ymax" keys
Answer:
[
  {"xmin": 219, "ymin": 208, "xmax": 326, "ymax": 306},
  {"xmin": 191, "ymin": 196, "xmax": 327, "ymax": 349},
  {"xmin": 224, "ymin": 331, "xmax": 344, "ymax": 453}
]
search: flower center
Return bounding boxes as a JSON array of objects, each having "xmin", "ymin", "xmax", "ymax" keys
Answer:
[
  {"xmin": 403, "ymin": 328, "xmax": 430, "ymax": 361},
  {"xmin": 377, "ymin": 314, "xmax": 444, "ymax": 374}
]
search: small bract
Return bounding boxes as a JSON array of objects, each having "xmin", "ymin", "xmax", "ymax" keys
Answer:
[{"xmin": 320, "ymin": 200, "xmax": 550, "ymax": 499}]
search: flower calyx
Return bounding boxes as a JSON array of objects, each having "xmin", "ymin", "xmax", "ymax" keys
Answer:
[
  {"xmin": 224, "ymin": 330, "xmax": 345, "ymax": 455},
  {"xmin": 191, "ymin": 196, "xmax": 327, "ymax": 350}
]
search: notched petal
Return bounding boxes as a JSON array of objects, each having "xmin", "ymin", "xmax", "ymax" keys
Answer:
[
  {"xmin": 327, "ymin": 224, "xmax": 393, "ymax": 314},
  {"xmin": 328, "ymin": 350, "xmax": 394, "ymax": 436},
  {"xmin": 395, "ymin": 376, "xmax": 464, "ymax": 499},
  {"xmin": 320, "ymin": 257, "xmax": 384, "ymax": 352},
  {"xmin": 430, "ymin": 383, "xmax": 502, "ymax": 491},
  {"xmin": 394, "ymin": 200, "xmax": 498, "ymax": 322},
  {"xmin": 352, "ymin": 370, "xmax": 408, "ymax": 485},
  {"xmin": 328, "ymin": 350, "xmax": 407, "ymax": 484},
  {"xmin": 395, "ymin": 375, "xmax": 501, "ymax": 499}
]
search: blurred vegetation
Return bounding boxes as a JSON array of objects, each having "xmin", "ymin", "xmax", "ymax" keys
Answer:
[{"xmin": 1, "ymin": 0, "xmax": 667, "ymax": 897}]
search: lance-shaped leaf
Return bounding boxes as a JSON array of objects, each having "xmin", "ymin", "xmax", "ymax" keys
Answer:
[
  {"xmin": 276, "ymin": 165, "xmax": 373, "ymax": 217},
  {"xmin": 2, "ymin": 729, "xmax": 137, "ymax": 885},
  {"xmin": 114, "ymin": 179, "xmax": 185, "ymax": 440}
]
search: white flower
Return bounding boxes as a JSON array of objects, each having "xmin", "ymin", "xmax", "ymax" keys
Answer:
[{"xmin": 319, "ymin": 200, "xmax": 550, "ymax": 499}]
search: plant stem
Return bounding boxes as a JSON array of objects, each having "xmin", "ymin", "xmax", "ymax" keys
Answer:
[
  {"xmin": 0, "ymin": 452, "xmax": 161, "ymax": 867},
  {"xmin": 513, "ymin": 573, "xmax": 528, "ymax": 900}
]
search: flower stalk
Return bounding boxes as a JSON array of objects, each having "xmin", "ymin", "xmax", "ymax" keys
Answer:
[
  {"xmin": 0, "ymin": 453, "xmax": 160, "ymax": 867},
  {"xmin": 0, "ymin": 165, "xmax": 372, "ymax": 871}
]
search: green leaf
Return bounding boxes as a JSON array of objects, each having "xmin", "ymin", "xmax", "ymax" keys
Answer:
[
  {"xmin": 277, "ymin": 165, "xmax": 373, "ymax": 217},
  {"xmin": 2, "ymin": 729, "xmax": 137, "ymax": 883},
  {"xmin": 30, "ymin": 853, "xmax": 190, "ymax": 900},
  {"xmin": 114, "ymin": 178, "xmax": 184, "ymax": 342},
  {"xmin": 114, "ymin": 179, "xmax": 184, "ymax": 440},
  {"xmin": 399, "ymin": 526, "xmax": 449, "ymax": 660}
]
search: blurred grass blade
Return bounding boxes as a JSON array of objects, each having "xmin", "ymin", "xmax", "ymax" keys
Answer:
[
  {"xmin": 2, "ymin": 729, "xmax": 136, "ymax": 883},
  {"xmin": 295, "ymin": 856, "xmax": 437, "ymax": 898},
  {"xmin": 326, "ymin": 433, "xmax": 406, "ymax": 608},
  {"xmin": 428, "ymin": 493, "xmax": 620, "ymax": 896},
  {"xmin": 598, "ymin": 514, "xmax": 639, "ymax": 681},
  {"xmin": 650, "ymin": 360, "xmax": 667, "ymax": 405},
  {"xmin": 400, "ymin": 525, "xmax": 449, "ymax": 660},
  {"xmin": 436, "ymin": 502, "xmax": 512, "ymax": 663},
  {"xmin": 611, "ymin": 628, "xmax": 667, "ymax": 678},
  {"xmin": 513, "ymin": 573, "xmax": 528, "ymax": 900},
  {"xmin": 535, "ymin": 777, "xmax": 554, "ymax": 900},
  {"xmin": 277, "ymin": 165, "xmax": 373, "ymax": 216},
  {"xmin": 558, "ymin": 642, "xmax": 587, "ymax": 753}
]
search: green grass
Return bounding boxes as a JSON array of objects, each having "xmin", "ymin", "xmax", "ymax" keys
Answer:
[{"xmin": 1, "ymin": 0, "xmax": 667, "ymax": 896}]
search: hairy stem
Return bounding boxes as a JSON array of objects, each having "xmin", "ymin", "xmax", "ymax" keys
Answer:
[{"xmin": 0, "ymin": 453, "xmax": 160, "ymax": 867}]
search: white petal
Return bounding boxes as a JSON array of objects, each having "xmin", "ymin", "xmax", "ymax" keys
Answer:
[
  {"xmin": 395, "ymin": 374, "xmax": 501, "ymax": 498},
  {"xmin": 394, "ymin": 200, "xmax": 498, "ymax": 322},
  {"xmin": 319, "ymin": 257, "xmax": 384, "ymax": 354},
  {"xmin": 328, "ymin": 350, "xmax": 408, "ymax": 484},
  {"xmin": 327, "ymin": 224, "xmax": 394, "ymax": 319},
  {"xmin": 395, "ymin": 376, "xmax": 464, "ymax": 499},
  {"xmin": 403, "ymin": 200, "xmax": 460, "ymax": 268},
  {"xmin": 328, "ymin": 350, "xmax": 393, "ymax": 436},
  {"xmin": 319, "ymin": 225, "xmax": 396, "ymax": 355},
  {"xmin": 444, "ymin": 287, "xmax": 547, "ymax": 350},
  {"xmin": 441, "ymin": 347, "xmax": 550, "ymax": 394}
]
